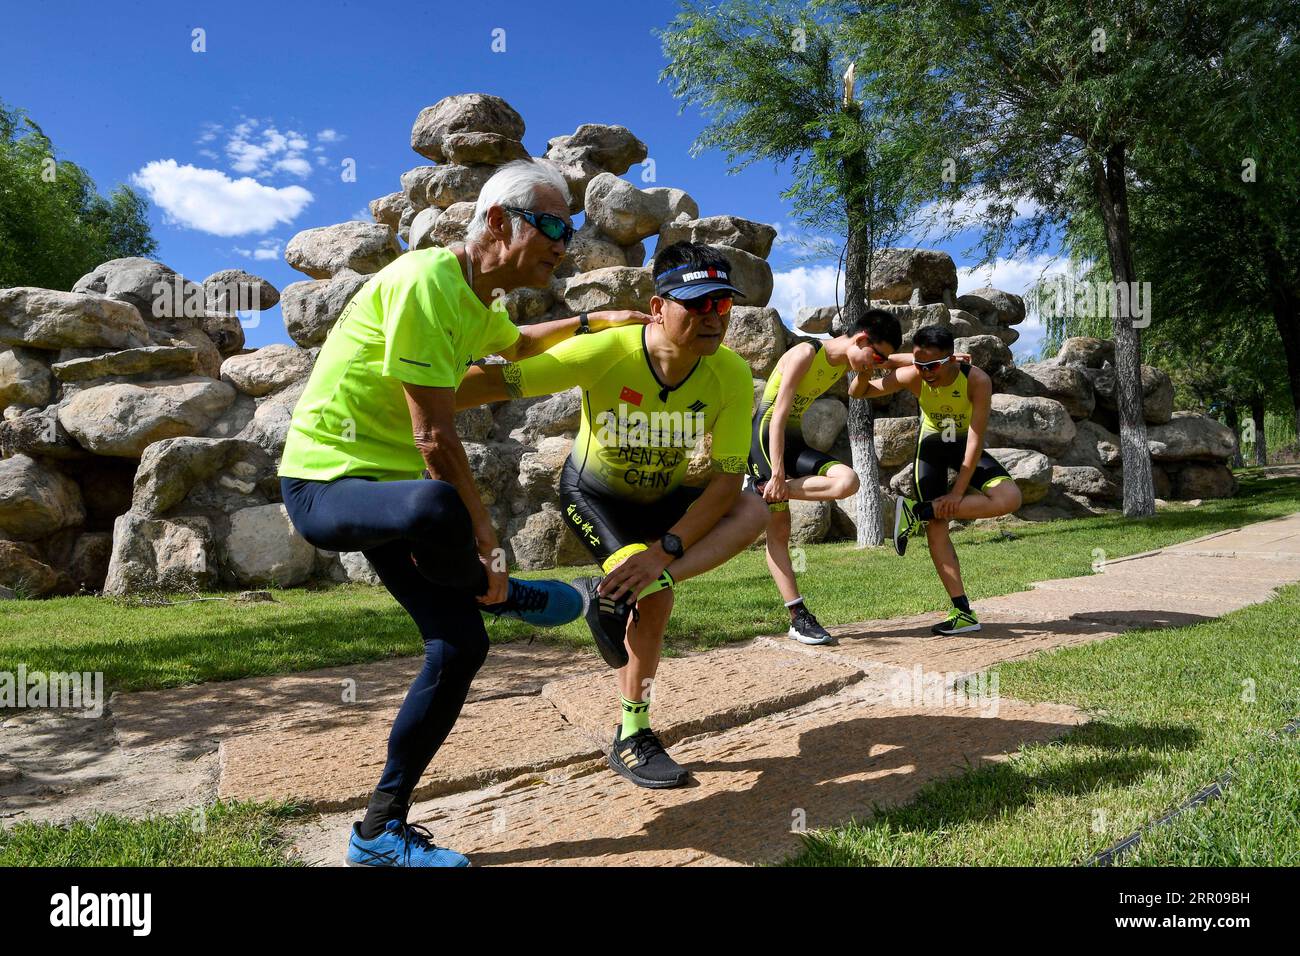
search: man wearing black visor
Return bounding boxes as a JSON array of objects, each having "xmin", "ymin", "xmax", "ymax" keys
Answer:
[{"xmin": 456, "ymin": 241, "xmax": 767, "ymax": 788}]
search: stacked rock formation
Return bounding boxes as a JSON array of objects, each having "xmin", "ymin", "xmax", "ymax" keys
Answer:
[{"xmin": 0, "ymin": 93, "xmax": 1233, "ymax": 596}]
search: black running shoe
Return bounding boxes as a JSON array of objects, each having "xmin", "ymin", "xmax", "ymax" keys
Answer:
[
  {"xmin": 607, "ymin": 726, "xmax": 688, "ymax": 789},
  {"xmin": 788, "ymin": 606, "xmax": 834, "ymax": 645},
  {"xmin": 573, "ymin": 576, "xmax": 635, "ymax": 668}
]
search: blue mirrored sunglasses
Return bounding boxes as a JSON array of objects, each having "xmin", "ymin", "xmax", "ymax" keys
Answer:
[{"xmin": 504, "ymin": 206, "xmax": 575, "ymax": 245}]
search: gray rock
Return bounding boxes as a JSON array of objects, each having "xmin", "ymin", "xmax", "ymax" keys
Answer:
[
  {"xmin": 0, "ymin": 408, "xmax": 88, "ymax": 460},
  {"xmin": 429, "ymin": 201, "xmax": 474, "ymax": 247},
  {"xmin": 953, "ymin": 334, "xmax": 1013, "ymax": 374},
  {"xmin": 410, "ymin": 94, "xmax": 526, "ymax": 163},
  {"xmin": 1146, "ymin": 412, "xmax": 1237, "ymax": 462},
  {"xmin": 1170, "ymin": 461, "xmax": 1237, "ymax": 499},
  {"xmin": 338, "ymin": 550, "xmax": 382, "ymax": 585},
  {"xmin": 723, "ymin": 306, "xmax": 787, "ymax": 378},
  {"xmin": 545, "ymin": 124, "xmax": 648, "ymax": 176},
  {"xmin": 220, "ymin": 344, "xmax": 314, "ymax": 397},
  {"xmin": 0, "ymin": 287, "xmax": 151, "ymax": 351},
  {"xmin": 556, "ymin": 223, "xmax": 631, "ymax": 278},
  {"xmin": 658, "ymin": 215, "xmax": 777, "ymax": 259},
  {"xmin": 280, "ymin": 272, "xmax": 370, "ymax": 348},
  {"xmin": 131, "ymin": 436, "xmax": 275, "ymax": 518},
  {"xmin": 1019, "ymin": 361, "xmax": 1095, "ymax": 420},
  {"xmin": 987, "ymin": 448, "xmax": 1052, "ymax": 504},
  {"xmin": 1058, "ymin": 419, "xmax": 1122, "ymax": 469},
  {"xmin": 1051, "ymin": 464, "xmax": 1120, "ymax": 502},
  {"xmin": 455, "ymin": 405, "xmax": 495, "ymax": 442},
  {"xmin": 198, "ymin": 312, "xmax": 246, "ymax": 357},
  {"xmin": 0, "ymin": 455, "xmax": 85, "ymax": 541},
  {"xmin": 517, "ymin": 436, "xmax": 573, "ymax": 504},
  {"xmin": 801, "ymin": 399, "xmax": 847, "ymax": 452},
  {"xmin": 57, "ymin": 377, "xmax": 236, "ymax": 458},
  {"xmin": 202, "ymin": 269, "xmax": 280, "ymax": 313},
  {"xmin": 0, "ymin": 347, "xmax": 53, "ymax": 407},
  {"xmin": 51, "ymin": 345, "xmax": 200, "ymax": 384},
  {"xmin": 68, "ymin": 532, "xmax": 113, "ymax": 592},
  {"xmin": 1087, "ymin": 363, "xmax": 1174, "ymax": 426},
  {"xmin": 709, "ymin": 245, "xmax": 773, "ymax": 308},
  {"xmin": 419, "ymin": 164, "xmax": 498, "ymax": 209},
  {"xmin": 583, "ymin": 173, "xmax": 698, "ymax": 245},
  {"xmin": 561, "ymin": 266, "xmax": 654, "ymax": 313},
  {"xmin": 1055, "ymin": 336, "xmax": 1114, "ymax": 368},
  {"xmin": 72, "ymin": 257, "xmax": 203, "ymax": 321},
  {"xmin": 368, "ymin": 192, "xmax": 413, "ymax": 232},
  {"xmin": 245, "ymin": 379, "xmax": 307, "ymax": 456},
  {"xmin": 870, "ymin": 249, "xmax": 958, "ymax": 304},
  {"xmin": 285, "ymin": 222, "xmax": 401, "ymax": 279},
  {"xmin": 874, "ymin": 416, "xmax": 919, "ymax": 467},
  {"xmin": 408, "ymin": 207, "xmax": 442, "ymax": 250},
  {"xmin": 441, "ymin": 131, "xmax": 529, "ymax": 166},
  {"xmin": 223, "ymin": 504, "xmax": 316, "ymax": 587},
  {"xmin": 508, "ymin": 504, "xmax": 592, "ymax": 570},
  {"xmin": 986, "ymin": 394, "xmax": 1077, "ymax": 458},
  {"xmin": 0, "ymin": 540, "xmax": 74, "ymax": 597},
  {"xmin": 955, "ymin": 287, "xmax": 1026, "ymax": 326},
  {"xmin": 796, "ymin": 306, "xmax": 838, "ymax": 334},
  {"xmin": 103, "ymin": 512, "xmax": 215, "ymax": 595},
  {"xmin": 788, "ymin": 499, "xmax": 833, "ymax": 545}
]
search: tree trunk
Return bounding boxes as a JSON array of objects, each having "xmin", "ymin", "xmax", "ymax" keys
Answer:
[
  {"xmin": 1092, "ymin": 145, "xmax": 1155, "ymax": 517},
  {"xmin": 843, "ymin": 204, "xmax": 883, "ymax": 547},
  {"xmin": 1250, "ymin": 395, "xmax": 1269, "ymax": 467},
  {"xmin": 1264, "ymin": 253, "xmax": 1300, "ymax": 445},
  {"xmin": 1224, "ymin": 404, "xmax": 1245, "ymax": 468}
]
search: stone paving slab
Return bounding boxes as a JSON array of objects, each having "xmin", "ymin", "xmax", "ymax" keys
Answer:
[
  {"xmin": 218, "ymin": 694, "xmax": 601, "ymax": 811},
  {"xmin": 540, "ymin": 642, "xmax": 864, "ymax": 748},
  {"xmin": 290, "ymin": 681, "xmax": 1086, "ymax": 866},
  {"xmin": 113, "ymin": 643, "xmax": 603, "ymax": 755}
]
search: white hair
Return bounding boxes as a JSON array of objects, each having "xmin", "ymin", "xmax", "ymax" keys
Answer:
[{"xmin": 465, "ymin": 158, "xmax": 571, "ymax": 243}]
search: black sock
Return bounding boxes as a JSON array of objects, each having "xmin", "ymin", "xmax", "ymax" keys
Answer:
[
  {"xmin": 914, "ymin": 501, "xmax": 935, "ymax": 521},
  {"xmin": 359, "ymin": 790, "xmax": 407, "ymax": 840},
  {"xmin": 952, "ymin": 594, "xmax": 971, "ymax": 614},
  {"xmin": 786, "ymin": 598, "xmax": 805, "ymax": 619}
]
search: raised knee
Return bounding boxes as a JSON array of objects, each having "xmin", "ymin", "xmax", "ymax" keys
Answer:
[{"xmin": 838, "ymin": 470, "xmax": 861, "ymax": 498}]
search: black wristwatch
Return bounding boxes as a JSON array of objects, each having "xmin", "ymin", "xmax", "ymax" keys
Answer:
[
  {"xmin": 660, "ymin": 532, "xmax": 684, "ymax": 558},
  {"xmin": 575, "ymin": 312, "xmax": 592, "ymax": 335}
]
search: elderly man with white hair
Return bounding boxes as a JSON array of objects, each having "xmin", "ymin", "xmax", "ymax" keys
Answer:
[{"xmin": 279, "ymin": 159, "xmax": 648, "ymax": 867}]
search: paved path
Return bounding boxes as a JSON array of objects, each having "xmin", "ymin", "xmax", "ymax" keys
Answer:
[{"xmin": 5, "ymin": 513, "xmax": 1300, "ymax": 866}]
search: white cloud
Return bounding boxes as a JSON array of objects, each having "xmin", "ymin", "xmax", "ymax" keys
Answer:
[
  {"xmin": 233, "ymin": 238, "xmax": 284, "ymax": 262},
  {"xmin": 133, "ymin": 160, "xmax": 313, "ymax": 236},
  {"xmin": 317, "ymin": 128, "xmax": 341, "ymax": 143},
  {"xmin": 769, "ymin": 264, "xmax": 844, "ymax": 329},
  {"xmin": 274, "ymin": 156, "xmax": 313, "ymax": 177},
  {"xmin": 219, "ymin": 120, "xmax": 320, "ymax": 179},
  {"xmin": 911, "ymin": 191, "xmax": 1043, "ymax": 243},
  {"xmin": 956, "ymin": 253, "xmax": 1061, "ymax": 312}
]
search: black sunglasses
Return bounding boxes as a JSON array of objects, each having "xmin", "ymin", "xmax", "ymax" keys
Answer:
[{"xmin": 503, "ymin": 206, "xmax": 575, "ymax": 245}]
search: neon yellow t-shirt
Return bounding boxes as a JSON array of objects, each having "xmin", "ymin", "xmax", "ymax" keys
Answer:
[
  {"xmin": 756, "ymin": 341, "xmax": 847, "ymax": 434},
  {"xmin": 501, "ymin": 324, "xmax": 753, "ymax": 502},
  {"xmin": 279, "ymin": 247, "xmax": 520, "ymax": 482}
]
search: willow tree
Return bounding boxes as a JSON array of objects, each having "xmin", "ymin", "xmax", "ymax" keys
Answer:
[{"xmin": 659, "ymin": 1, "xmax": 925, "ymax": 545}]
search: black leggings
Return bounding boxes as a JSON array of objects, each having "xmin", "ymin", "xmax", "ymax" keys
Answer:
[{"xmin": 281, "ymin": 476, "xmax": 489, "ymax": 806}]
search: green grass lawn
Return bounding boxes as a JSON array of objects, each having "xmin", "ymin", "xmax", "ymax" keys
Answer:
[
  {"xmin": 789, "ymin": 582, "xmax": 1300, "ymax": 866},
  {"xmin": 2, "ymin": 473, "xmax": 1297, "ymax": 697}
]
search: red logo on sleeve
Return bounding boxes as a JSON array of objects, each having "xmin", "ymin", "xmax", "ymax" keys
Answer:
[{"xmin": 619, "ymin": 386, "xmax": 643, "ymax": 406}]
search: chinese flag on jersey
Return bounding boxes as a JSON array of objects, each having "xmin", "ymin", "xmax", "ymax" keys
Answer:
[{"xmin": 619, "ymin": 386, "xmax": 643, "ymax": 406}]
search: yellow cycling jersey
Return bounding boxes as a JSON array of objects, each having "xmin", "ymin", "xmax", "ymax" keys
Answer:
[
  {"xmin": 756, "ymin": 341, "xmax": 848, "ymax": 432},
  {"xmin": 501, "ymin": 325, "xmax": 753, "ymax": 502},
  {"xmin": 919, "ymin": 361, "xmax": 974, "ymax": 434}
]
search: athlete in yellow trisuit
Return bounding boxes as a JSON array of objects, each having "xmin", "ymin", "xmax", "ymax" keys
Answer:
[{"xmin": 852, "ymin": 325, "xmax": 1022, "ymax": 635}]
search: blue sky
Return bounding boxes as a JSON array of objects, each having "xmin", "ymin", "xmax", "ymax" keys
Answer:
[{"xmin": 2, "ymin": 0, "xmax": 1056, "ymax": 357}]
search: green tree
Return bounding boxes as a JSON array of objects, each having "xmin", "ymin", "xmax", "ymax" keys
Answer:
[
  {"xmin": 830, "ymin": 0, "xmax": 1295, "ymax": 516},
  {"xmin": 660, "ymin": 1, "xmax": 927, "ymax": 545},
  {"xmin": 0, "ymin": 101, "xmax": 156, "ymax": 291}
]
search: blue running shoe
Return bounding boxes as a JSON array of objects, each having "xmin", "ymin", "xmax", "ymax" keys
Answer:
[
  {"xmin": 346, "ymin": 819, "xmax": 469, "ymax": 868},
  {"xmin": 482, "ymin": 577, "xmax": 585, "ymax": 627}
]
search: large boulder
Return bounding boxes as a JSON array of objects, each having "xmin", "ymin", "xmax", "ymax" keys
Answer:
[
  {"xmin": 556, "ymin": 223, "xmax": 631, "ymax": 278},
  {"xmin": 1058, "ymin": 419, "xmax": 1122, "ymax": 469},
  {"xmin": 202, "ymin": 269, "xmax": 280, "ymax": 313},
  {"xmin": 788, "ymin": 499, "xmax": 832, "ymax": 545},
  {"xmin": 1170, "ymin": 462, "xmax": 1238, "ymax": 499},
  {"xmin": 220, "ymin": 345, "xmax": 314, "ymax": 397},
  {"xmin": 516, "ymin": 436, "xmax": 573, "ymax": 504},
  {"xmin": 1019, "ymin": 361, "xmax": 1096, "ymax": 420},
  {"xmin": 58, "ymin": 377, "xmax": 236, "ymax": 457},
  {"xmin": 502, "ymin": 388, "xmax": 582, "ymax": 444},
  {"xmin": 583, "ymin": 173, "xmax": 698, "ymax": 245},
  {"xmin": 429, "ymin": 201, "xmax": 474, "ymax": 247},
  {"xmin": 953, "ymin": 334, "xmax": 1013, "ymax": 374},
  {"xmin": 874, "ymin": 416, "xmax": 919, "ymax": 467},
  {"xmin": 285, "ymin": 222, "xmax": 401, "ymax": 279},
  {"xmin": 795, "ymin": 306, "xmax": 839, "ymax": 335},
  {"xmin": 0, "ymin": 455, "xmax": 85, "ymax": 541},
  {"xmin": 244, "ymin": 379, "xmax": 308, "ymax": 456},
  {"xmin": 0, "ymin": 541, "xmax": 75, "ymax": 598},
  {"xmin": 723, "ymin": 306, "xmax": 786, "ymax": 378},
  {"xmin": 67, "ymin": 532, "xmax": 113, "ymax": 592},
  {"xmin": 561, "ymin": 266, "xmax": 654, "ymax": 313},
  {"xmin": 1055, "ymin": 336, "xmax": 1114, "ymax": 369},
  {"xmin": 51, "ymin": 345, "xmax": 200, "ymax": 386},
  {"xmin": 0, "ymin": 347, "xmax": 53, "ymax": 407},
  {"xmin": 545, "ymin": 124, "xmax": 648, "ymax": 177},
  {"xmin": 440, "ymin": 132, "xmax": 530, "ymax": 166},
  {"xmin": 280, "ymin": 272, "xmax": 370, "ymax": 347},
  {"xmin": 801, "ymin": 399, "xmax": 848, "ymax": 452},
  {"xmin": 986, "ymin": 448, "xmax": 1052, "ymax": 504},
  {"xmin": 1087, "ymin": 363, "xmax": 1175, "ymax": 426},
  {"xmin": 0, "ymin": 408, "xmax": 87, "ymax": 460},
  {"xmin": 410, "ymin": 94, "xmax": 526, "ymax": 163},
  {"xmin": 103, "ymin": 512, "xmax": 215, "ymax": 595},
  {"xmin": 708, "ymin": 245, "xmax": 772, "ymax": 307},
  {"xmin": 508, "ymin": 505, "xmax": 592, "ymax": 570},
  {"xmin": 985, "ymin": 394, "xmax": 1077, "ymax": 458},
  {"xmin": 1051, "ymin": 465, "xmax": 1121, "ymax": 502},
  {"xmin": 407, "ymin": 207, "xmax": 442, "ymax": 251},
  {"xmin": 1146, "ymin": 412, "xmax": 1236, "ymax": 462},
  {"xmin": 368, "ymin": 192, "xmax": 413, "ymax": 232},
  {"xmin": 131, "ymin": 436, "xmax": 276, "ymax": 518},
  {"xmin": 955, "ymin": 287, "xmax": 1026, "ymax": 326},
  {"xmin": 72, "ymin": 257, "xmax": 203, "ymax": 320},
  {"xmin": 416, "ymin": 164, "xmax": 498, "ymax": 209},
  {"xmin": 223, "ymin": 504, "xmax": 316, "ymax": 587},
  {"xmin": 658, "ymin": 215, "xmax": 777, "ymax": 259},
  {"xmin": 870, "ymin": 249, "xmax": 958, "ymax": 304},
  {"xmin": 0, "ymin": 288, "xmax": 151, "ymax": 351}
]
